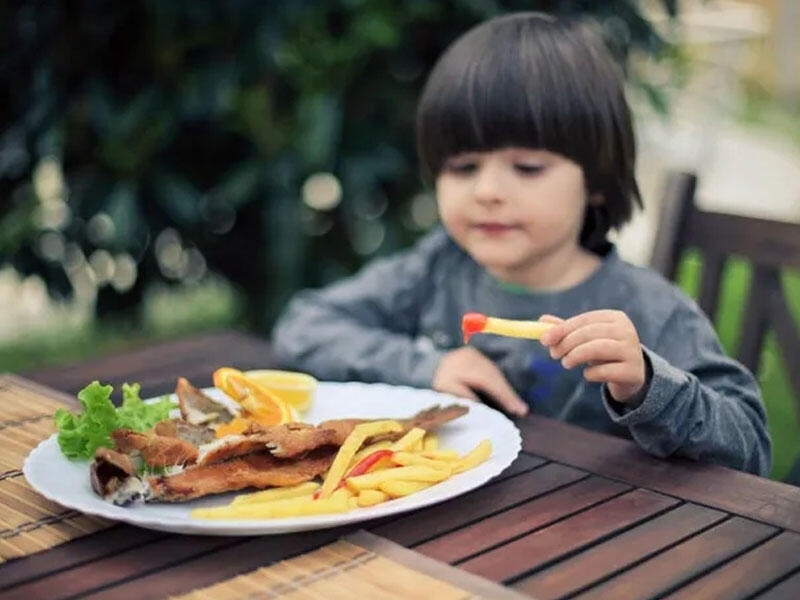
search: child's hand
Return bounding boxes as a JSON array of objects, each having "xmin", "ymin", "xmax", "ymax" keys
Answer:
[
  {"xmin": 539, "ymin": 311, "xmax": 646, "ymax": 403},
  {"xmin": 432, "ymin": 347, "xmax": 529, "ymax": 417}
]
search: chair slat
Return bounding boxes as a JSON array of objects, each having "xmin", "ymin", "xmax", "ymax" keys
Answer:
[
  {"xmin": 697, "ymin": 252, "xmax": 725, "ymax": 321},
  {"xmin": 736, "ymin": 267, "xmax": 776, "ymax": 373},
  {"xmin": 769, "ymin": 288, "xmax": 800, "ymax": 404}
]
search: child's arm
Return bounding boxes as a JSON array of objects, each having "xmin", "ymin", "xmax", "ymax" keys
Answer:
[
  {"xmin": 542, "ymin": 307, "xmax": 771, "ymax": 476},
  {"xmin": 271, "ymin": 232, "xmax": 447, "ymax": 388}
]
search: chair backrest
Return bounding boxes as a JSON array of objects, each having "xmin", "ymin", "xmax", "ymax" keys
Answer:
[{"xmin": 649, "ymin": 171, "xmax": 800, "ymax": 403}]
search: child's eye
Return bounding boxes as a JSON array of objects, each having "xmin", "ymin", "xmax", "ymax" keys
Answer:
[
  {"xmin": 443, "ymin": 161, "xmax": 477, "ymax": 175},
  {"xmin": 514, "ymin": 164, "xmax": 545, "ymax": 175}
]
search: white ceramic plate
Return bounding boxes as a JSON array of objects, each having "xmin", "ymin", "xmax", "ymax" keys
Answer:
[{"xmin": 23, "ymin": 382, "xmax": 521, "ymax": 535}]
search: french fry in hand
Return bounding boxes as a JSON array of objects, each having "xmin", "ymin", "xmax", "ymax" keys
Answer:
[
  {"xmin": 462, "ymin": 312, "xmax": 553, "ymax": 343},
  {"xmin": 345, "ymin": 465, "xmax": 450, "ymax": 492},
  {"xmin": 232, "ymin": 482, "xmax": 319, "ymax": 505},
  {"xmin": 379, "ymin": 480, "xmax": 434, "ymax": 497},
  {"xmin": 453, "ymin": 440, "xmax": 492, "ymax": 474},
  {"xmin": 318, "ymin": 419, "xmax": 402, "ymax": 499}
]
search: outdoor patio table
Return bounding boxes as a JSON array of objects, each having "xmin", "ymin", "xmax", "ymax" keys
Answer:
[{"xmin": 2, "ymin": 329, "xmax": 800, "ymax": 599}]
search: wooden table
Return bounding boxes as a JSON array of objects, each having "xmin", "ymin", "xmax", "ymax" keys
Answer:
[{"xmin": 3, "ymin": 329, "xmax": 800, "ymax": 599}]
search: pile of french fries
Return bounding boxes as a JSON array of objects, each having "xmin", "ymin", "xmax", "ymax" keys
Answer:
[{"xmin": 191, "ymin": 420, "xmax": 492, "ymax": 520}]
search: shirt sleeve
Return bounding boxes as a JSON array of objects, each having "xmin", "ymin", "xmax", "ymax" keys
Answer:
[
  {"xmin": 603, "ymin": 303, "xmax": 772, "ymax": 476},
  {"xmin": 271, "ymin": 231, "xmax": 447, "ymax": 389}
]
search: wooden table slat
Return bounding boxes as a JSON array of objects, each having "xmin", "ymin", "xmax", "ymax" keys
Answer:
[
  {"xmin": 755, "ymin": 569, "xmax": 800, "ymax": 600},
  {"xmin": 519, "ymin": 417, "xmax": 800, "ymax": 533},
  {"xmin": 575, "ymin": 517, "xmax": 778, "ymax": 600},
  {"xmin": 70, "ymin": 527, "xmax": 353, "ymax": 600},
  {"xmin": 458, "ymin": 489, "xmax": 679, "ymax": 583},
  {"xmin": 416, "ymin": 476, "xmax": 630, "ymax": 564},
  {"xmin": 373, "ymin": 462, "xmax": 587, "ymax": 547},
  {"xmin": 515, "ymin": 502, "xmax": 728, "ymax": 600},
  {"xmin": 0, "ymin": 525, "xmax": 165, "ymax": 591},
  {"xmin": 2, "ymin": 534, "xmax": 245, "ymax": 600},
  {"xmin": 662, "ymin": 531, "xmax": 800, "ymax": 600}
]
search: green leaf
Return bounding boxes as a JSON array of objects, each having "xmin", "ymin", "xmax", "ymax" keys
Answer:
[{"xmin": 54, "ymin": 381, "xmax": 117, "ymax": 459}]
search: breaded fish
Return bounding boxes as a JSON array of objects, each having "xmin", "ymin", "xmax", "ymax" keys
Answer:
[
  {"xmin": 197, "ymin": 404, "xmax": 469, "ymax": 464},
  {"xmin": 111, "ymin": 428, "xmax": 199, "ymax": 467},
  {"xmin": 176, "ymin": 376, "xmax": 236, "ymax": 425},
  {"xmin": 148, "ymin": 447, "xmax": 337, "ymax": 502}
]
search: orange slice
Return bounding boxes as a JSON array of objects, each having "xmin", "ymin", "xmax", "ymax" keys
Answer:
[
  {"xmin": 214, "ymin": 417, "xmax": 252, "ymax": 438},
  {"xmin": 212, "ymin": 367, "xmax": 294, "ymax": 426},
  {"xmin": 243, "ymin": 369, "xmax": 316, "ymax": 413}
]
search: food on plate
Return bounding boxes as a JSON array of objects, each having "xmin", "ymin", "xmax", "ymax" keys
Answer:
[
  {"xmin": 190, "ymin": 427, "xmax": 492, "ymax": 520},
  {"xmin": 461, "ymin": 312, "xmax": 553, "ymax": 343},
  {"xmin": 212, "ymin": 367, "xmax": 295, "ymax": 427},
  {"xmin": 80, "ymin": 375, "xmax": 472, "ymax": 511},
  {"xmin": 54, "ymin": 381, "xmax": 173, "ymax": 459},
  {"xmin": 243, "ymin": 369, "xmax": 317, "ymax": 413},
  {"xmin": 175, "ymin": 377, "xmax": 236, "ymax": 425}
]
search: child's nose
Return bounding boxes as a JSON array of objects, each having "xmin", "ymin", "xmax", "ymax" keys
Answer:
[{"xmin": 472, "ymin": 164, "xmax": 506, "ymax": 204}]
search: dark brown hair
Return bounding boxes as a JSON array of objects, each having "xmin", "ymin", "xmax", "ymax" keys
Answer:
[{"xmin": 416, "ymin": 12, "xmax": 641, "ymax": 249}]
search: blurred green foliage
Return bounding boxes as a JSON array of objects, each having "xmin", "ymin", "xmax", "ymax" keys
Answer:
[{"xmin": 0, "ymin": 0, "xmax": 677, "ymax": 332}]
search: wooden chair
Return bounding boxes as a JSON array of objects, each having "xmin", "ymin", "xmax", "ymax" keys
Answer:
[{"xmin": 650, "ymin": 171, "xmax": 800, "ymax": 482}]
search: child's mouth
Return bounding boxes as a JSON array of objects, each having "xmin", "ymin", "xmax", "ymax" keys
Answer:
[{"xmin": 474, "ymin": 223, "xmax": 516, "ymax": 235}]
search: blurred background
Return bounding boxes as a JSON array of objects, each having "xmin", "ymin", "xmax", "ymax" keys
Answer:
[{"xmin": 1, "ymin": 0, "xmax": 798, "ymax": 479}]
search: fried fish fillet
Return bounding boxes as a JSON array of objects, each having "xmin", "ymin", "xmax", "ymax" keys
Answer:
[
  {"xmin": 147, "ymin": 447, "xmax": 337, "ymax": 502},
  {"xmin": 91, "ymin": 446, "xmax": 337, "ymax": 504},
  {"xmin": 176, "ymin": 376, "xmax": 236, "ymax": 425},
  {"xmin": 196, "ymin": 404, "xmax": 469, "ymax": 465},
  {"xmin": 111, "ymin": 428, "xmax": 199, "ymax": 467}
]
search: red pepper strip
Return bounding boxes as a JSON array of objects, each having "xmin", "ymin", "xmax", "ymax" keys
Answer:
[
  {"xmin": 313, "ymin": 449, "xmax": 395, "ymax": 499},
  {"xmin": 461, "ymin": 312, "xmax": 488, "ymax": 343}
]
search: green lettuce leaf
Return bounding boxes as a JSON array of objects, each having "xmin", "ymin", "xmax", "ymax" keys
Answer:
[
  {"xmin": 116, "ymin": 383, "xmax": 173, "ymax": 431},
  {"xmin": 54, "ymin": 380, "xmax": 174, "ymax": 460}
]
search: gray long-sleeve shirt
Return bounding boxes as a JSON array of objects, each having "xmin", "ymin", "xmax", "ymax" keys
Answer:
[{"xmin": 273, "ymin": 228, "xmax": 771, "ymax": 475}]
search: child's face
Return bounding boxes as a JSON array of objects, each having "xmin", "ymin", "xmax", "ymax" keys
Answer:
[{"xmin": 435, "ymin": 147, "xmax": 590, "ymax": 287}]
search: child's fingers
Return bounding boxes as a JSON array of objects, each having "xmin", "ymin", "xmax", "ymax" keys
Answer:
[
  {"xmin": 540, "ymin": 310, "xmax": 618, "ymax": 345},
  {"xmin": 583, "ymin": 362, "xmax": 642, "ymax": 385},
  {"xmin": 548, "ymin": 323, "xmax": 625, "ymax": 359},
  {"xmin": 559, "ymin": 339, "xmax": 628, "ymax": 369},
  {"xmin": 538, "ymin": 314, "xmax": 564, "ymax": 324},
  {"xmin": 467, "ymin": 371, "xmax": 529, "ymax": 417}
]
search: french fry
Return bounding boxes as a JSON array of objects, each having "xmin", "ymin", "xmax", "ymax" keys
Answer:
[
  {"xmin": 423, "ymin": 433, "xmax": 439, "ymax": 451},
  {"xmin": 390, "ymin": 427, "xmax": 426, "ymax": 452},
  {"xmin": 231, "ymin": 482, "xmax": 319, "ymax": 505},
  {"xmin": 379, "ymin": 480, "xmax": 434, "ymax": 497},
  {"xmin": 349, "ymin": 440, "xmax": 393, "ymax": 468},
  {"xmin": 191, "ymin": 491, "xmax": 350, "ymax": 520},
  {"xmin": 345, "ymin": 465, "xmax": 450, "ymax": 492},
  {"xmin": 453, "ymin": 440, "xmax": 492, "ymax": 474},
  {"xmin": 421, "ymin": 449, "xmax": 459, "ymax": 461},
  {"xmin": 462, "ymin": 312, "xmax": 553, "ymax": 343},
  {"xmin": 392, "ymin": 452, "xmax": 452, "ymax": 471},
  {"xmin": 318, "ymin": 420, "xmax": 402, "ymax": 499},
  {"xmin": 356, "ymin": 489, "xmax": 389, "ymax": 507}
]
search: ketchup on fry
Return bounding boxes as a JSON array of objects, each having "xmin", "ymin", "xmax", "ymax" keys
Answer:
[
  {"xmin": 313, "ymin": 449, "xmax": 395, "ymax": 499},
  {"xmin": 461, "ymin": 312, "xmax": 488, "ymax": 343}
]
